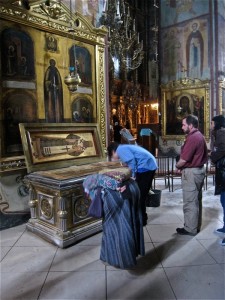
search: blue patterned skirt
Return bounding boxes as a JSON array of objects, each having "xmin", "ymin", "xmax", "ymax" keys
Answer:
[{"xmin": 100, "ymin": 180, "xmax": 145, "ymax": 269}]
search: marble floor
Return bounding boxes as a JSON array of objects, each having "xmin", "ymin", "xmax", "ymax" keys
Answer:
[{"xmin": 1, "ymin": 178, "xmax": 225, "ymax": 300}]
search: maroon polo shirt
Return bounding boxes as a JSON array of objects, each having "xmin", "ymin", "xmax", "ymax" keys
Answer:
[{"xmin": 180, "ymin": 129, "xmax": 208, "ymax": 168}]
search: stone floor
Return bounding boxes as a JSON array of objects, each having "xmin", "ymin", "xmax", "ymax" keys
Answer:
[{"xmin": 1, "ymin": 178, "xmax": 225, "ymax": 300}]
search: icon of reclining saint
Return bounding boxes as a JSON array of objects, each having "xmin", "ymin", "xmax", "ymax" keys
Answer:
[{"xmin": 30, "ymin": 133, "xmax": 95, "ymax": 161}]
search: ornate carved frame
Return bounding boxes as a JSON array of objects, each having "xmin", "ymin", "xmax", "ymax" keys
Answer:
[
  {"xmin": 161, "ymin": 78, "xmax": 210, "ymax": 141},
  {"xmin": 219, "ymin": 80, "xmax": 225, "ymax": 116},
  {"xmin": 19, "ymin": 123, "xmax": 105, "ymax": 173},
  {"xmin": 0, "ymin": 1, "xmax": 108, "ymax": 173}
]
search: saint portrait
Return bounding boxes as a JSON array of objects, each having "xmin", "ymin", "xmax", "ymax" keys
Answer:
[
  {"xmin": 72, "ymin": 97, "xmax": 93, "ymax": 123},
  {"xmin": 165, "ymin": 92, "xmax": 205, "ymax": 136},
  {"xmin": 186, "ymin": 22, "xmax": 204, "ymax": 78},
  {"xmin": 69, "ymin": 46, "xmax": 92, "ymax": 86},
  {"xmin": 1, "ymin": 28, "xmax": 35, "ymax": 79},
  {"xmin": 29, "ymin": 132, "xmax": 96, "ymax": 163},
  {"xmin": 46, "ymin": 35, "xmax": 58, "ymax": 52},
  {"xmin": 44, "ymin": 59, "xmax": 64, "ymax": 123}
]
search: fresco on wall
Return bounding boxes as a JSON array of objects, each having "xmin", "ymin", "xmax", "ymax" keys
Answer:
[
  {"xmin": 1, "ymin": 28, "xmax": 35, "ymax": 79},
  {"xmin": 63, "ymin": 0, "xmax": 103, "ymax": 27},
  {"xmin": 161, "ymin": 28, "xmax": 181, "ymax": 82},
  {"xmin": 161, "ymin": 0, "xmax": 209, "ymax": 27},
  {"xmin": 218, "ymin": 14, "xmax": 225, "ymax": 79},
  {"xmin": 218, "ymin": 0, "xmax": 225, "ymax": 19},
  {"xmin": 44, "ymin": 59, "xmax": 64, "ymax": 123},
  {"xmin": 186, "ymin": 22, "xmax": 204, "ymax": 78},
  {"xmin": 161, "ymin": 17, "xmax": 210, "ymax": 83}
]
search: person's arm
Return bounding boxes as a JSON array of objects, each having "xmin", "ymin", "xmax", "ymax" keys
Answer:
[
  {"xmin": 176, "ymin": 133, "xmax": 196, "ymax": 169},
  {"xmin": 117, "ymin": 148, "xmax": 136, "ymax": 177},
  {"xmin": 211, "ymin": 131, "xmax": 225, "ymax": 163},
  {"xmin": 176, "ymin": 158, "xmax": 187, "ymax": 169}
]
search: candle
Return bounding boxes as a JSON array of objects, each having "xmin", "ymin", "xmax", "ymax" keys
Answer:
[
  {"xmin": 133, "ymin": 19, "xmax": 136, "ymax": 31},
  {"xmin": 116, "ymin": 0, "xmax": 120, "ymax": 17}
]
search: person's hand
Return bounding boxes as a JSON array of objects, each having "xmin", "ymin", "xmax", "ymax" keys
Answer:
[
  {"xmin": 176, "ymin": 169, "xmax": 182, "ymax": 174},
  {"xmin": 120, "ymin": 162, "xmax": 128, "ymax": 167},
  {"xmin": 116, "ymin": 185, "xmax": 126, "ymax": 193}
]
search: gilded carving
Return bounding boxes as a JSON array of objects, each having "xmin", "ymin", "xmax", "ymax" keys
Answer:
[
  {"xmin": 39, "ymin": 194, "xmax": 54, "ymax": 223},
  {"xmin": 0, "ymin": 5, "xmax": 106, "ymax": 44},
  {"xmin": 40, "ymin": 198, "xmax": 53, "ymax": 220},
  {"xmin": 74, "ymin": 197, "xmax": 90, "ymax": 219},
  {"xmin": 29, "ymin": 199, "xmax": 38, "ymax": 218},
  {"xmin": 98, "ymin": 46, "xmax": 107, "ymax": 147},
  {"xmin": 58, "ymin": 196, "xmax": 67, "ymax": 231},
  {"xmin": 219, "ymin": 80, "xmax": 225, "ymax": 114},
  {"xmin": 1, "ymin": 2, "xmax": 108, "ymax": 166},
  {"xmin": 0, "ymin": 157, "xmax": 26, "ymax": 172}
]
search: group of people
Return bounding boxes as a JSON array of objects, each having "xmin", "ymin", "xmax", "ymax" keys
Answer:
[{"xmin": 83, "ymin": 113, "xmax": 225, "ymax": 269}]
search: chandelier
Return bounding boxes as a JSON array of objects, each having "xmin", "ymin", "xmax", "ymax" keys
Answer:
[
  {"xmin": 149, "ymin": 0, "xmax": 159, "ymax": 63},
  {"xmin": 121, "ymin": 70, "xmax": 142, "ymax": 109},
  {"xmin": 100, "ymin": 0, "xmax": 144, "ymax": 71}
]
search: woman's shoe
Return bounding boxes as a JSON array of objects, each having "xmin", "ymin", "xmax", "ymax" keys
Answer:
[
  {"xmin": 219, "ymin": 238, "xmax": 225, "ymax": 246},
  {"xmin": 214, "ymin": 228, "xmax": 225, "ymax": 234}
]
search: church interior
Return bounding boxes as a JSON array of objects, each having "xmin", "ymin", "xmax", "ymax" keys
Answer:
[{"xmin": 0, "ymin": 0, "xmax": 225, "ymax": 299}]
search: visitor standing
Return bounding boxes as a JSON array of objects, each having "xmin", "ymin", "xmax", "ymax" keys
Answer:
[{"xmin": 176, "ymin": 114, "xmax": 208, "ymax": 235}]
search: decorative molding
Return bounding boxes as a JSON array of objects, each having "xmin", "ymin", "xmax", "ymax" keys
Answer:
[
  {"xmin": 98, "ymin": 45, "xmax": 107, "ymax": 148},
  {"xmin": 0, "ymin": 1, "xmax": 108, "ymax": 165},
  {"xmin": 0, "ymin": 156, "xmax": 26, "ymax": 173},
  {"xmin": 161, "ymin": 78, "xmax": 210, "ymax": 91},
  {"xmin": 219, "ymin": 80, "xmax": 225, "ymax": 114},
  {"xmin": 0, "ymin": 4, "xmax": 107, "ymax": 44}
]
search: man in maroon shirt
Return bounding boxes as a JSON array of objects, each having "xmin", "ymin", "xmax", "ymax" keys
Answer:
[{"xmin": 176, "ymin": 115, "xmax": 208, "ymax": 235}]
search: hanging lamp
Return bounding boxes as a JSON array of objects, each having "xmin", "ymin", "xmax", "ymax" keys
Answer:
[{"xmin": 64, "ymin": 0, "xmax": 81, "ymax": 93}]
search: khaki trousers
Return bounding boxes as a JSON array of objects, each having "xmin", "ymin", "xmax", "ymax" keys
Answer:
[{"xmin": 181, "ymin": 167, "xmax": 205, "ymax": 234}]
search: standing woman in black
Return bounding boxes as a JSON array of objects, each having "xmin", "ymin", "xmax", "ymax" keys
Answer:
[{"xmin": 210, "ymin": 115, "xmax": 225, "ymax": 245}]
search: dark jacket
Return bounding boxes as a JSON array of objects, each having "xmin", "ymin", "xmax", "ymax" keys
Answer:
[{"xmin": 211, "ymin": 128, "xmax": 225, "ymax": 195}]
